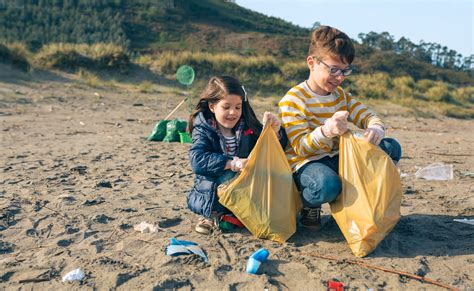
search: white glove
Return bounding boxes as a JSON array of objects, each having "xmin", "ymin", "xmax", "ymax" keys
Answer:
[
  {"xmin": 230, "ymin": 157, "xmax": 247, "ymax": 172},
  {"xmin": 321, "ymin": 111, "xmax": 349, "ymax": 138},
  {"xmin": 364, "ymin": 125, "xmax": 385, "ymax": 145}
]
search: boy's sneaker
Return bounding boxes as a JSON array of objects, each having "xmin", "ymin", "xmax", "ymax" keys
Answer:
[{"xmin": 300, "ymin": 207, "xmax": 322, "ymax": 230}]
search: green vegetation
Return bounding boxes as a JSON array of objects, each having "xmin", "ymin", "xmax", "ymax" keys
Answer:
[
  {"xmin": 152, "ymin": 51, "xmax": 281, "ymax": 91},
  {"xmin": 0, "ymin": 0, "xmax": 128, "ymax": 51},
  {"xmin": 0, "ymin": 0, "xmax": 472, "ymax": 118},
  {"xmin": 138, "ymin": 81, "xmax": 155, "ymax": 93},
  {"xmin": 148, "ymin": 50, "xmax": 473, "ymax": 118},
  {"xmin": 0, "ymin": 0, "xmax": 470, "ymax": 83},
  {"xmin": 347, "ymin": 74, "xmax": 474, "ymax": 119},
  {"xmin": 35, "ymin": 43, "xmax": 130, "ymax": 72},
  {"xmin": 0, "ymin": 43, "xmax": 30, "ymax": 71}
]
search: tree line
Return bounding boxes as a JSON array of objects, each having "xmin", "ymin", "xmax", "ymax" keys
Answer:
[
  {"xmin": 358, "ymin": 31, "xmax": 472, "ymax": 71},
  {"xmin": 0, "ymin": 0, "xmax": 128, "ymax": 50}
]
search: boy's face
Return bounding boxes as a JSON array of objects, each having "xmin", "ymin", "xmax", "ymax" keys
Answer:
[{"xmin": 307, "ymin": 55, "xmax": 350, "ymax": 95}]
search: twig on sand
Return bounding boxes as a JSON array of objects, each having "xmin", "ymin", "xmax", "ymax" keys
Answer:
[
  {"xmin": 43, "ymin": 205, "xmax": 68, "ymax": 218},
  {"xmin": 107, "ymin": 227, "xmax": 118, "ymax": 240},
  {"xmin": 18, "ymin": 277, "xmax": 51, "ymax": 283},
  {"xmin": 18, "ymin": 269, "xmax": 53, "ymax": 284},
  {"xmin": 302, "ymin": 252, "xmax": 459, "ymax": 291},
  {"xmin": 144, "ymin": 206, "xmax": 162, "ymax": 211}
]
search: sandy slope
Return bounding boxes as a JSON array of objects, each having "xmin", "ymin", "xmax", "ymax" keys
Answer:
[{"xmin": 1, "ymin": 68, "xmax": 473, "ymax": 290}]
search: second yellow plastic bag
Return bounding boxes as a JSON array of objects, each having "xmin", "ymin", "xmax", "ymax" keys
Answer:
[
  {"xmin": 330, "ymin": 131, "xmax": 402, "ymax": 257},
  {"xmin": 218, "ymin": 126, "xmax": 302, "ymax": 243}
]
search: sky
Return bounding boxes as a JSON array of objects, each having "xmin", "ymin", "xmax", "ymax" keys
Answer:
[{"xmin": 236, "ymin": 0, "xmax": 473, "ymax": 57}]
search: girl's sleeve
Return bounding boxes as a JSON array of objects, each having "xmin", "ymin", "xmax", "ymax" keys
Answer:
[{"xmin": 189, "ymin": 126, "xmax": 228, "ymax": 177}]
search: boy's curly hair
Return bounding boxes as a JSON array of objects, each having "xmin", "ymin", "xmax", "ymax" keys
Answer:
[{"xmin": 308, "ymin": 25, "xmax": 355, "ymax": 64}]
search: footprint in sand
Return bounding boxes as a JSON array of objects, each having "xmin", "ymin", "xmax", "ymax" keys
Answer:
[
  {"xmin": 153, "ymin": 278, "xmax": 193, "ymax": 290},
  {"xmin": 158, "ymin": 217, "xmax": 182, "ymax": 228}
]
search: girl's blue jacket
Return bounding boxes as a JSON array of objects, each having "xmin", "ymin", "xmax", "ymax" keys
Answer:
[{"xmin": 188, "ymin": 112, "xmax": 288, "ymax": 217}]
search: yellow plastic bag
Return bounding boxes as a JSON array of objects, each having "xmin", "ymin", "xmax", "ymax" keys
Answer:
[
  {"xmin": 330, "ymin": 131, "xmax": 402, "ymax": 257},
  {"xmin": 218, "ymin": 126, "xmax": 302, "ymax": 243}
]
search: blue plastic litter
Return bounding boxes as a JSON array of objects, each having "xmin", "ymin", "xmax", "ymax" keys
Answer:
[
  {"xmin": 166, "ymin": 237, "xmax": 208, "ymax": 262},
  {"xmin": 246, "ymin": 248, "xmax": 270, "ymax": 274}
]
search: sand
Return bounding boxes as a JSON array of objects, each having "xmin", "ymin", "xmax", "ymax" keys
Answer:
[{"xmin": 1, "ymin": 67, "xmax": 473, "ymax": 290}]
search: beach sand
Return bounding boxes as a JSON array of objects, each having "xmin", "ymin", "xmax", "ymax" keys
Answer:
[{"xmin": 1, "ymin": 68, "xmax": 473, "ymax": 290}]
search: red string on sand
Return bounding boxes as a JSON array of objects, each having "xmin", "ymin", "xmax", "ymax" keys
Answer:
[{"xmin": 302, "ymin": 252, "xmax": 459, "ymax": 291}]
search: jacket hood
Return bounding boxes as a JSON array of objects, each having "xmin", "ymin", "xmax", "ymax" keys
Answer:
[{"xmin": 194, "ymin": 112, "xmax": 218, "ymax": 133}]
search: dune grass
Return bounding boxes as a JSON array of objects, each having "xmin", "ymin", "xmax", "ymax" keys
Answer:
[
  {"xmin": 0, "ymin": 43, "xmax": 31, "ymax": 71},
  {"xmin": 2, "ymin": 42, "xmax": 472, "ymax": 119},
  {"xmin": 35, "ymin": 43, "xmax": 130, "ymax": 72}
]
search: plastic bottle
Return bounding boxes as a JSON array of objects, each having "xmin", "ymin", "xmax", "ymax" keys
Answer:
[
  {"xmin": 415, "ymin": 163, "xmax": 453, "ymax": 180},
  {"xmin": 246, "ymin": 248, "xmax": 269, "ymax": 274}
]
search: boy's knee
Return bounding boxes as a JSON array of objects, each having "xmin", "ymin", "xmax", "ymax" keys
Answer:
[
  {"xmin": 301, "ymin": 174, "xmax": 341, "ymax": 207},
  {"xmin": 380, "ymin": 138, "xmax": 402, "ymax": 162},
  {"xmin": 320, "ymin": 175, "xmax": 342, "ymax": 202}
]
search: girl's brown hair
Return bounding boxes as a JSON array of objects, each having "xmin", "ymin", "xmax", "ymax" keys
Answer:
[
  {"xmin": 188, "ymin": 76, "xmax": 262, "ymax": 136},
  {"xmin": 308, "ymin": 25, "xmax": 355, "ymax": 64}
]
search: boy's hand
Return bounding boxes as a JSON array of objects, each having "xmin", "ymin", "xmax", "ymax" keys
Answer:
[
  {"xmin": 262, "ymin": 112, "xmax": 281, "ymax": 133},
  {"xmin": 364, "ymin": 125, "xmax": 384, "ymax": 145},
  {"xmin": 322, "ymin": 111, "xmax": 349, "ymax": 138}
]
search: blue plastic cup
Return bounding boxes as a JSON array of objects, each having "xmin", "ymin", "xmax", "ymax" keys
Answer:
[{"xmin": 246, "ymin": 248, "xmax": 269, "ymax": 274}]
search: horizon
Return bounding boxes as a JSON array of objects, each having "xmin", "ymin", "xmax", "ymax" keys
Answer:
[{"xmin": 236, "ymin": 0, "xmax": 473, "ymax": 58}]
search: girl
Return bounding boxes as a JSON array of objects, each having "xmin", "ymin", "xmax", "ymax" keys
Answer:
[{"xmin": 188, "ymin": 75, "xmax": 287, "ymax": 235}]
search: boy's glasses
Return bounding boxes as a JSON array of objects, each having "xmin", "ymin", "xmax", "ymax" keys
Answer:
[{"xmin": 313, "ymin": 56, "xmax": 353, "ymax": 76}]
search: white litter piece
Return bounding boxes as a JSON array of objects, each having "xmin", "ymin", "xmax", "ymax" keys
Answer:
[
  {"xmin": 134, "ymin": 221, "xmax": 159, "ymax": 233},
  {"xmin": 415, "ymin": 163, "xmax": 453, "ymax": 181},
  {"xmin": 400, "ymin": 172, "xmax": 409, "ymax": 178},
  {"xmin": 453, "ymin": 219, "xmax": 474, "ymax": 226},
  {"xmin": 62, "ymin": 268, "xmax": 85, "ymax": 282}
]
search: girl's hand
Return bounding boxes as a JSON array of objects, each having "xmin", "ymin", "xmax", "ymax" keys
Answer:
[
  {"xmin": 230, "ymin": 157, "xmax": 248, "ymax": 172},
  {"xmin": 262, "ymin": 112, "xmax": 281, "ymax": 133},
  {"xmin": 364, "ymin": 125, "xmax": 384, "ymax": 145}
]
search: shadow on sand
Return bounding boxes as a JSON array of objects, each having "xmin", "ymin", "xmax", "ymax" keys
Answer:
[{"xmin": 289, "ymin": 214, "xmax": 473, "ymax": 258}]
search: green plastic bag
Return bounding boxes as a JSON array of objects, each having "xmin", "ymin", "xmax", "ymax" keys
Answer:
[
  {"xmin": 163, "ymin": 119, "xmax": 187, "ymax": 142},
  {"xmin": 147, "ymin": 120, "xmax": 170, "ymax": 141}
]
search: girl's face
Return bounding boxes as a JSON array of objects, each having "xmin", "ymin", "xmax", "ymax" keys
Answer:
[
  {"xmin": 209, "ymin": 94, "xmax": 242, "ymax": 134},
  {"xmin": 307, "ymin": 55, "xmax": 349, "ymax": 95}
]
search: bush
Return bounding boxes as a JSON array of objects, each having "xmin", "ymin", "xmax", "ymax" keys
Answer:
[
  {"xmin": 36, "ymin": 43, "xmax": 130, "ymax": 72},
  {"xmin": 349, "ymin": 73, "xmax": 392, "ymax": 99},
  {"xmin": 0, "ymin": 43, "xmax": 31, "ymax": 71},
  {"xmin": 281, "ymin": 61, "xmax": 307, "ymax": 81},
  {"xmin": 452, "ymin": 86, "xmax": 474, "ymax": 105},
  {"xmin": 138, "ymin": 81, "xmax": 154, "ymax": 93},
  {"xmin": 424, "ymin": 83, "xmax": 455, "ymax": 103},
  {"xmin": 152, "ymin": 51, "xmax": 282, "ymax": 89},
  {"xmin": 390, "ymin": 75, "xmax": 415, "ymax": 99},
  {"xmin": 442, "ymin": 106, "xmax": 474, "ymax": 119}
]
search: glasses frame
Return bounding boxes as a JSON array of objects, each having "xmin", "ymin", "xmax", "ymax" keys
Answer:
[{"xmin": 313, "ymin": 56, "xmax": 353, "ymax": 77}]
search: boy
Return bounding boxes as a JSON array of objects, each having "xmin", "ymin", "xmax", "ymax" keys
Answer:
[{"xmin": 278, "ymin": 26, "xmax": 401, "ymax": 229}]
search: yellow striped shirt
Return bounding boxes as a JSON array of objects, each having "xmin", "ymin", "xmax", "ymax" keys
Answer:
[{"xmin": 278, "ymin": 82, "xmax": 384, "ymax": 172}]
